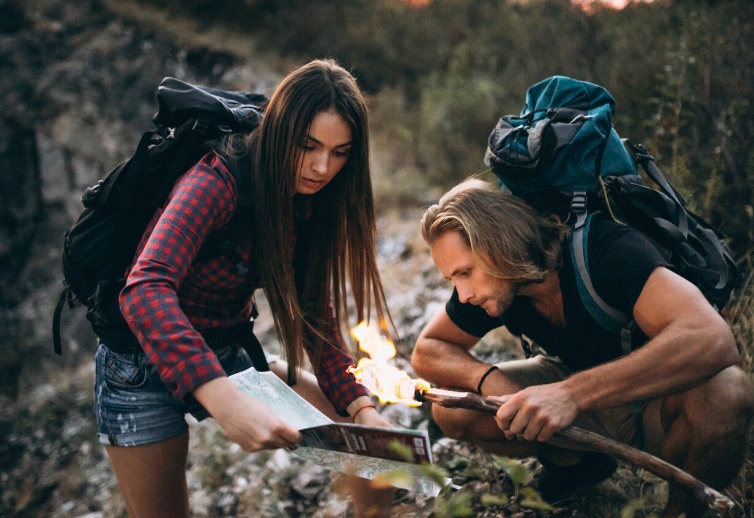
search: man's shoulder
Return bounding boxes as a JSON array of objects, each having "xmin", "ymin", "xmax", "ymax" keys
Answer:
[
  {"xmin": 586, "ymin": 212, "xmax": 665, "ymax": 265},
  {"xmin": 578, "ymin": 211, "xmax": 672, "ymax": 314},
  {"xmin": 588, "ymin": 212, "xmax": 636, "ymax": 241}
]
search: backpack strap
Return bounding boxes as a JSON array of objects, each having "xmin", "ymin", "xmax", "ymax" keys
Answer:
[
  {"xmin": 623, "ymin": 140, "xmax": 686, "ymax": 207},
  {"xmin": 194, "ymin": 150, "xmax": 255, "ymax": 274},
  {"xmin": 570, "ymin": 204, "xmax": 645, "ymax": 448},
  {"xmin": 568, "ymin": 202, "xmax": 632, "ymax": 337},
  {"xmin": 623, "ymin": 141, "xmax": 734, "ymax": 302},
  {"xmin": 241, "ymin": 306, "xmax": 269, "ymax": 372},
  {"xmin": 52, "ymin": 286, "xmax": 76, "ymax": 355},
  {"xmin": 153, "ymin": 118, "xmax": 215, "ymax": 207}
]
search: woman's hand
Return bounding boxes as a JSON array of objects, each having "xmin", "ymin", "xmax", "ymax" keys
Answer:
[{"xmin": 193, "ymin": 377, "xmax": 301, "ymax": 452}]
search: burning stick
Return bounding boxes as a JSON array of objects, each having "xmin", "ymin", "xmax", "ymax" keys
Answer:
[
  {"xmin": 346, "ymin": 322, "xmax": 733, "ymax": 511},
  {"xmin": 415, "ymin": 387, "xmax": 734, "ymax": 511}
]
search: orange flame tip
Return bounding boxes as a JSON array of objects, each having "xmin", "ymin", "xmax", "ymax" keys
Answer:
[{"xmin": 347, "ymin": 321, "xmax": 430, "ymax": 407}]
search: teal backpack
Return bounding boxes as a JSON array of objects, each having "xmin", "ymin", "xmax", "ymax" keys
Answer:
[{"xmin": 484, "ymin": 76, "xmax": 739, "ymax": 346}]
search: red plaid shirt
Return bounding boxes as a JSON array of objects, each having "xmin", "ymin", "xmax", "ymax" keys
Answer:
[{"xmin": 119, "ymin": 152, "xmax": 367, "ymax": 414}]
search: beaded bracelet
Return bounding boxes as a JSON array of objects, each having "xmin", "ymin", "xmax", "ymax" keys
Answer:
[
  {"xmin": 351, "ymin": 404, "xmax": 376, "ymax": 423},
  {"xmin": 476, "ymin": 365, "xmax": 499, "ymax": 394}
]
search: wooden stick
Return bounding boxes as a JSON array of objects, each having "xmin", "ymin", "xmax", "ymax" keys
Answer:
[{"xmin": 417, "ymin": 388, "xmax": 734, "ymax": 511}]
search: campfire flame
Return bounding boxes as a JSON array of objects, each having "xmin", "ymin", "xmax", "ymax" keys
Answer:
[{"xmin": 347, "ymin": 321, "xmax": 430, "ymax": 407}]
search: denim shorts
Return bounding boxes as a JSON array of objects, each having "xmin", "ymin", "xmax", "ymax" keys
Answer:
[{"xmin": 94, "ymin": 343, "xmax": 252, "ymax": 447}]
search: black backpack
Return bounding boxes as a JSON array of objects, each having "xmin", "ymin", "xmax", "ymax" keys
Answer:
[
  {"xmin": 484, "ymin": 76, "xmax": 740, "ymax": 347},
  {"xmin": 52, "ymin": 77, "xmax": 267, "ymax": 355}
]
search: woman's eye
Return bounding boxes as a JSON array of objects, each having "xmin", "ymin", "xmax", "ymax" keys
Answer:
[{"xmin": 334, "ymin": 150, "xmax": 349, "ymax": 158}]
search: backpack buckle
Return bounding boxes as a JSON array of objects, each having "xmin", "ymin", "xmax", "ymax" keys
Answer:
[
  {"xmin": 570, "ymin": 191, "xmax": 588, "ymax": 230},
  {"xmin": 570, "ymin": 191, "xmax": 587, "ymax": 213}
]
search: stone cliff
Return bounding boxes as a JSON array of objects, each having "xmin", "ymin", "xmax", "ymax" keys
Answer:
[{"xmin": 0, "ymin": 0, "xmax": 286, "ymax": 398}]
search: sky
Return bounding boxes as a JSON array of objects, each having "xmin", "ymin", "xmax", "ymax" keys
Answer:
[
  {"xmin": 404, "ymin": 0, "xmax": 652, "ymax": 9},
  {"xmin": 572, "ymin": 0, "xmax": 654, "ymax": 8}
]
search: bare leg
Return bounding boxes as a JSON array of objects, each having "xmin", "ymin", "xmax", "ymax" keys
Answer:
[
  {"xmin": 647, "ymin": 366, "xmax": 754, "ymax": 517},
  {"xmin": 433, "ymin": 359, "xmax": 587, "ymax": 466},
  {"xmin": 269, "ymin": 360, "xmax": 394, "ymax": 518},
  {"xmin": 347, "ymin": 473, "xmax": 395, "ymax": 518},
  {"xmin": 105, "ymin": 433, "xmax": 190, "ymax": 518},
  {"xmin": 432, "ymin": 403, "xmax": 542, "ymax": 458}
]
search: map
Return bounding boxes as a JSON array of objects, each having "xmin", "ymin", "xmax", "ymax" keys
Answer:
[{"xmin": 230, "ymin": 367, "xmax": 446, "ymax": 495}]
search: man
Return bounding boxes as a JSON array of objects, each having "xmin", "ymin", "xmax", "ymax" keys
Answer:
[{"xmin": 411, "ymin": 178, "xmax": 753, "ymax": 517}]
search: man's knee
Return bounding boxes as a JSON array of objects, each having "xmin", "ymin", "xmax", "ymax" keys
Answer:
[
  {"xmin": 719, "ymin": 366, "xmax": 754, "ymax": 434},
  {"xmin": 722, "ymin": 365, "xmax": 754, "ymax": 413},
  {"xmin": 432, "ymin": 404, "xmax": 485, "ymax": 441},
  {"xmin": 675, "ymin": 366, "xmax": 754, "ymax": 439},
  {"xmin": 701, "ymin": 366, "xmax": 752, "ymax": 421},
  {"xmin": 431, "ymin": 404, "xmax": 468, "ymax": 440}
]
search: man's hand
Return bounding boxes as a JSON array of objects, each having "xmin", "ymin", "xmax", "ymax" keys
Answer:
[
  {"xmin": 489, "ymin": 382, "xmax": 578, "ymax": 442},
  {"xmin": 193, "ymin": 377, "xmax": 301, "ymax": 451}
]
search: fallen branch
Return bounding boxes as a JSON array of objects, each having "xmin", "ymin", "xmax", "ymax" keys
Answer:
[{"xmin": 416, "ymin": 387, "xmax": 734, "ymax": 511}]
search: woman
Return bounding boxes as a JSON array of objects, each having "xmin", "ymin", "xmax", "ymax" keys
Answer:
[{"xmin": 95, "ymin": 59, "xmax": 394, "ymax": 516}]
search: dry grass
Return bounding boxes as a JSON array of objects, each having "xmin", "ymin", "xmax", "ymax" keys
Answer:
[
  {"xmin": 723, "ymin": 268, "xmax": 754, "ymax": 516},
  {"xmin": 729, "ymin": 269, "xmax": 754, "ymax": 373}
]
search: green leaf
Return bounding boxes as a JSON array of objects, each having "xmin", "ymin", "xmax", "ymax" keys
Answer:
[
  {"xmin": 480, "ymin": 493, "xmax": 508, "ymax": 507},
  {"xmin": 491, "ymin": 455, "xmax": 534, "ymax": 487},
  {"xmin": 388, "ymin": 440, "xmax": 415, "ymax": 462},
  {"xmin": 519, "ymin": 487, "xmax": 554, "ymax": 511},
  {"xmin": 435, "ymin": 491, "xmax": 474, "ymax": 518},
  {"xmin": 420, "ymin": 462, "xmax": 451, "ymax": 485}
]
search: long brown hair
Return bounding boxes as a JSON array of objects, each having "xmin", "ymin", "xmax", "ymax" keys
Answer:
[
  {"xmin": 421, "ymin": 179, "xmax": 568, "ymax": 283},
  {"xmin": 243, "ymin": 59, "xmax": 390, "ymax": 383}
]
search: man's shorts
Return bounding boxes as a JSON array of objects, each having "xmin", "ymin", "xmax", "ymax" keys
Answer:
[
  {"xmin": 94, "ymin": 343, "xmax": 253, "ymax": 447},
  {"xmin": 495, "ymin": 355, "xmax": 649, "ymax": 449}
]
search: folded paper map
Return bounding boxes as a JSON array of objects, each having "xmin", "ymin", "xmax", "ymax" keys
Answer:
[
  {"xmin": 299, "ymin": 422, "xmax": 432, "ymax": 464},
  {"xmin": 229, "ymin": 367, "xmax": 445, "ymax": 495}
]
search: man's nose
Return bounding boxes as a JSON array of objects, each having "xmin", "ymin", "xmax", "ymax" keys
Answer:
[{"xmin": 457, "ymin": 283, "xmax": 473, "ymax": 303}]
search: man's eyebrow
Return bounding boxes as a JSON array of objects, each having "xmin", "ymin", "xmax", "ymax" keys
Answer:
[
  {"xmin": 446, "ymin": 266, "xmax": 466, "ymax": 279},
  {"xmin": 305, "ymin": 135, "xmax": 353, "ymax": 148}
]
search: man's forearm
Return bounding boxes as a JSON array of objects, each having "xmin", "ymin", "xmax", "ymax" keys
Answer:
[
  {"xmin": 412, "ymin": 338, "xmax": 491, "ymax": 392},
  {"xmin": 562, "ymin": 321, "xmax": 736, "ymax": 413}
]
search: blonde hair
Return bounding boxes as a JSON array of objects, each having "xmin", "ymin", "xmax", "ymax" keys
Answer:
[{"xmin": 421, "ymin": 178, "xmax": 567, "ymax": 282}]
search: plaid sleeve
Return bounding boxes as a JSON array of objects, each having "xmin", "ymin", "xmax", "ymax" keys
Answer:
[
  {"xmin": 303, "ymin": 317, "xmax": 369, "ymax": 416},
  {"xmin": 119, "ymin": 153, "xmax": 237, "ymax": 400}
]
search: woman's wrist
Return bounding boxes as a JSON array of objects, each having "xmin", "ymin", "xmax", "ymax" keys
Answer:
[
  {"xmin": 351, "ymin": 404, "xmax": 377, "ymax": 423},
  {"xmin": 346, "ymin": 395, "xmax": 374, "ymax": 415}
]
